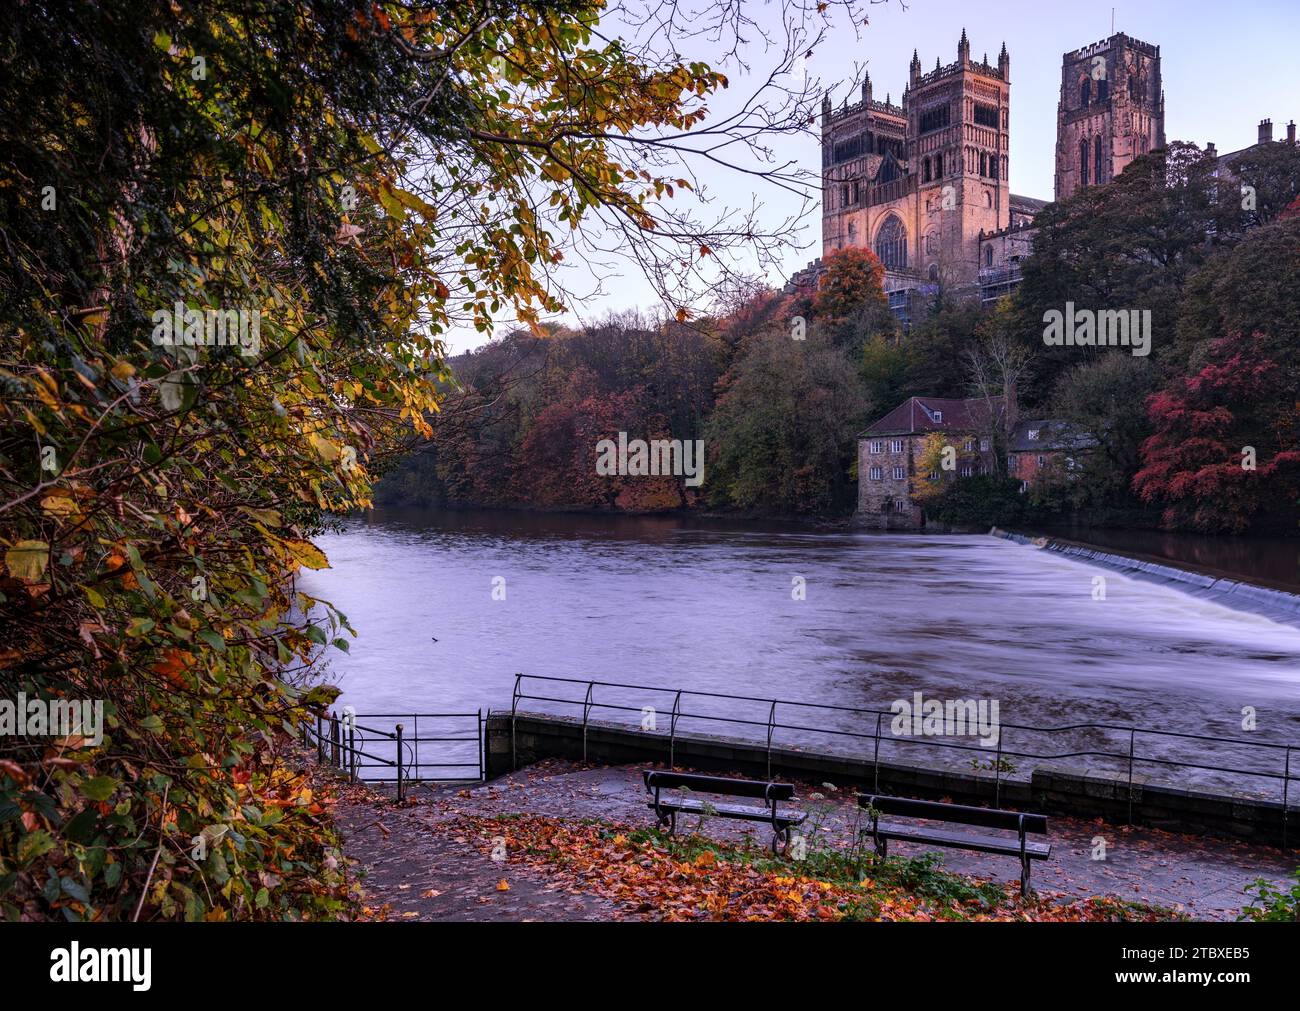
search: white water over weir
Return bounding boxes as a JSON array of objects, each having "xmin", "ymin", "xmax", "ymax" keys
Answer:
[{"xmin": 990, "ymin": 528, "xmax": 1300, "ymax": 628}]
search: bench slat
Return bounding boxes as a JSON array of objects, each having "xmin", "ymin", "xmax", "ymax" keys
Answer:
[
  {"xmin": 858, "ymin": 793, "xmax": 1048, "ymax": 834},
  {"xmin": 648, "ymin": 799, "xmax": 807, "ymax": 826},
  {"xmin": 874, "ymin": 821, "xmax": 1052, "ymax": 859},
  {"xmin": 644, "ymin": 770, "xmax": 796, "ymax": 801}
]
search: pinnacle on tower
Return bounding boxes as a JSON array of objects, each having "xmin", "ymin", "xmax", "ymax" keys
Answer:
[{"xmin": 958, "ymin": 28, "xmax": 971, "ymax": 67}]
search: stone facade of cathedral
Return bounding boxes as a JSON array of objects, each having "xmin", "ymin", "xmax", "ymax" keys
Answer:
[
  {"xmin": 820, "ymin": 31, "xmax": 1016, "ymax": 294},
  {"xmin": 817, "ymin": 30, "xmax": 1167, "ymax": 307}
]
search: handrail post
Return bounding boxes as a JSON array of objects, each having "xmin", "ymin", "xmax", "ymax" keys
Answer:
[
  {"xmin": 873, "ymin": 713, "xmax": 883, "ymax": 794},
  {"xmin": 994, "ymin": 731, "xmax": 1003, "ymax": 807},
  {"xmin": 348, "ymin": 719, "xmax": 356, "ymax": 783},
  {"xmin": 395, "ymin": 724, "xmax": 405, "ymax": 802},
  {"xmin": 316, "ymin": 712, "xmax": 324, "ymax": 763},
  {"xmin": 766, "ymin": 701, "xmax": 777, "ymax": 780},
  {"xmin": 330, "ymin": 712, "xmax": 339, "ymax": 767},
  {"xmin": 581, "ymin": 681, "xmax": 594, "ymax": 764},
  {"xmin": 510, "ymin": 673, "xmax": 521, "ymax": 772},
  {"xmin": 1284, "ymin": 746, "xmax": 1293, "ymax": 850},
  {"xmin": 669, "ymin": 690, "xmax": 682, "ymax": 770},
  {"xmin": 477, "ymin": 708, "xmax": 485, "ymax": 783},
  {"xmin": 1127, "ymin": 729, "xmax": 1136, "ymax": 825}
]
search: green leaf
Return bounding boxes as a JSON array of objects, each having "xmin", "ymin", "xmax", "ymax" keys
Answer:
[
  {"xmin": 81, "ymin": 776, "xmax": 119, "ymax": 802},
  {"xmin": 197, "ymin": 629, "xmax": 227, "ymax": 653},
  {"xmin": 17, "ymin": 830, "xmax": 55, "ymax": 864}
]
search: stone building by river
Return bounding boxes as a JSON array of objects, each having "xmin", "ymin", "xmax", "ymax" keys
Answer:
[{"xmin": 857, "ymin": 396, "xmax": 1092, "ymax": 528}]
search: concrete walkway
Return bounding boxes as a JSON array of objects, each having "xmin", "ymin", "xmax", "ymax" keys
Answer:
[{"xmin": 336, "ymin": 759, "xmax": 1298, "ymax": 921}]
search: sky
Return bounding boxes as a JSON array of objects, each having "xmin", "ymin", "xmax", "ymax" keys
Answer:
[{"xmin": 444, "ymin": 0, "xmax": 1300, "ymax": 353}]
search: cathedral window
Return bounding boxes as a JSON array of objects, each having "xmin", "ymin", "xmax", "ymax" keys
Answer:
[
  {"xmin": 985, "ymin": 246, "xmax": 994, "ymax": 267},
  {"xmin": 1094, "ymin": 136, "xmax": 1105, "ymax": 183},
  {"xmin": 1079, "ymin": 139, "xmax": 1090, "ymax": 185},
  {"xmin": 1080, "ymin": 78, "xmax": 1091, "ymax": 107},
  {"xmin": 874, "ymin": 214, "xmax": 908, "ymax": 271},
  {"xmin": 922, "ymin": 157, "xmax": 931, "ymax": 183},
  {"xmin": 920, "ymin": 104, "xmax": 951, "ymax": 135},
  {"xmin": 979, "ymin": 151, "xmax": 988, "ymax": 176},
  {"xmin": 974, "ymin": 103, "xmax": 999, "ymax": 128},
  {"xmin": 1097, "ymin": 78, "xmax": 1108, "ymax": 103}
]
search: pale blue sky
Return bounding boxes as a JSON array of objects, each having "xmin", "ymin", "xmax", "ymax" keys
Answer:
[{"xmin": 446, "ymin": 0, "xmax": 1300, "ymax": 352}]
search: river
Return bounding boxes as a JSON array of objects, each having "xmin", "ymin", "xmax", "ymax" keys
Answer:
[{"xmin": 299, "ymin": 508, "xmax": 1300, "ymax": 796}]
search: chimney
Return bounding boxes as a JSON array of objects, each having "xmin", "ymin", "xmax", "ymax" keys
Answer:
[
  {"xmin": 1206, "ymin": 141, "xmax": 1217, "ymax": 158},
  {"xmin": 1289, "ymin": 121, "xmax": 1297, "ymax": 145},
  {"xmin": 1258, "ymin": 118, "xmax": 1273, "ymax": 144}
]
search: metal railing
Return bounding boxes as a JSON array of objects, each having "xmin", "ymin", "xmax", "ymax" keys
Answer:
[
  {"xmin": 510, "ymin": 674, "xmax": 1298, "ymax": 841},
  {"xmin": 302, "ymin": 709, "xmax": 484, "ymax": 799}
]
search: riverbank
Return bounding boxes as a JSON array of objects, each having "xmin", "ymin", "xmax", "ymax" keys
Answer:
[{"xmin": 332, "ymin": 759, "xmax": 1295, "ymax": 921}]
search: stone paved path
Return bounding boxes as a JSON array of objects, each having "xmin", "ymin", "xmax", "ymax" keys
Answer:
[{"xmin": 336, "ymin": 759, "xmax": 1298, "ymax": 921}]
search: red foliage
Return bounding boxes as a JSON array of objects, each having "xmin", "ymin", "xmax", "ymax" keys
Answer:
[
  {"xmin": 1132, "ymin": 332, "xmax": 1300, "ymax": 531},
  {"xmin": 1281, "ymin": 194, "xmax": 1300, "ymax": 221},
  {"xmin": 812, "ymin": 246, "xmax": 887, "ymax": 320},
  {"xmin": 515, "ymin": 387, "xmax": 684, "ymax": 511}
]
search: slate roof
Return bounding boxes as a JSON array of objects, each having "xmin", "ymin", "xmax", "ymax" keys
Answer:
[
  {"xmin": 1008, "ymin": 419, "xmax": 1096, "ymax": 453},
  {"xmin": 860, "ymin": 397, "xmax": 997, "ymax": 436}
]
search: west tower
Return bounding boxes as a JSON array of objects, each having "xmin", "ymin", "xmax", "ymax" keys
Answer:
[{"xmin": 820, "ymin": 31, "xmax": 1011, "ymax": 291}]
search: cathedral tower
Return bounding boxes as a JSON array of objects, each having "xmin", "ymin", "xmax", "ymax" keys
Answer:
[
  {"xmin": 1055, "ymin": 33, "xmax": 1164, "ymax": 201},
  {"xmin": 819, "ymin": 31, "xmax": 1010, "ymax": 290}
]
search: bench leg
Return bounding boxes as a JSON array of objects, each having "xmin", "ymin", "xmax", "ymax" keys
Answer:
[
  {"xmin": 875, "ymin": 836, "xmax": 887, "ymax": 861},
  {"xmin": 1020, "ymin": 854, "xmax": 1031, "ymax": 898},
  {"xmin": 669, "ymin": 810, "xmax": 677, "ymax": 837},
  {"xmin": 771, "ymin": 826, "xmax": 790, "ymax": 856}
]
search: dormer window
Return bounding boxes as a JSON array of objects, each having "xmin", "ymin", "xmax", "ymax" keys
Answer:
[
  {"xmin": 933, "ymin": 410, "xmax": 942, "ymax": 423},
  {"xmin": 1027, "ymin": 429, "xmax": 1040, "ymax": 441}
]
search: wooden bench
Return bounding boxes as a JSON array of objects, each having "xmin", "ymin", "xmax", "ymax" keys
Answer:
[
  {"xmin": 857, "ymin": 794, "xmax": 1051, "ymax": 896},
  {"xmin": 643, "ymin": 770, "xmax": 807, "ymax": 853}
]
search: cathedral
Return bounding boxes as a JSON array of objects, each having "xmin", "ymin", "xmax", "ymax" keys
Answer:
[{"xmin": 815, "ymin": 31, "xmax": 1166, "ymax": 305}]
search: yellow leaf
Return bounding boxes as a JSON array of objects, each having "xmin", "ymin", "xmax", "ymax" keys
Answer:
[
  {"xmin": 309, "ymin": 434, "xmax": 339, "ymax": 462},
  {"xmin": 5, "ymin": 540, "xmax": 49, "ymax": 582},
  {"xmin": 282, "ymin": 538, "xmax": 329, "ymax": 570},
  {"xmin": 41, "ymin": 494, "xmax": 79, "ymax": 517},
  {"xmin": 496, "ymin": 879, "xmax": 510, "ymax": 892}
]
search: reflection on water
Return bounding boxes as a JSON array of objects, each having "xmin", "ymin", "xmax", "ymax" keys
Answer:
[{"xmin": 300, "ymin": 508, "xmax": 1300, "ymax": 796}]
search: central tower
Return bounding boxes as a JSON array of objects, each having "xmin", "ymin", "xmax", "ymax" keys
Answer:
[{"xmin": 1055, "ymin": 33, "xmax": 1164, "ymax": 201}]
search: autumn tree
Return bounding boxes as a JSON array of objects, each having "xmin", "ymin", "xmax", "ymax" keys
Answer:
[
  {"xmin": 1132, "ymin": 333, "xmax": 1300, "ymax": 532},
  {"xmin": 0, "ymin": 0, "xmax": 851, "ymax": 921}
]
